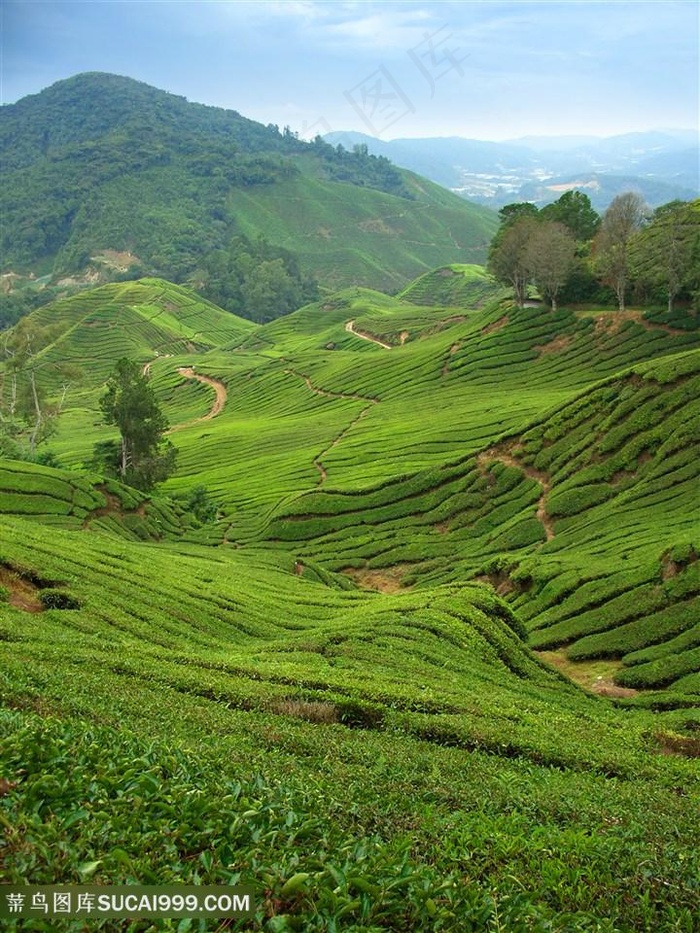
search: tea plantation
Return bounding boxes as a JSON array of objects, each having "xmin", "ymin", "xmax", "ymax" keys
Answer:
[{"xmin": 1, "ymin": 275, "xmax": 698, "ymax": 931}]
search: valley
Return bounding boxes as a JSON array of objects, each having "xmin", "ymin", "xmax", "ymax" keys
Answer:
[
  {"xmin": 1, "ymin": 267, "xmax": 698, "ymax": 931},
  {"xmin": 1, "ymin": 69, "xmax": 699, "ymax": 933}
]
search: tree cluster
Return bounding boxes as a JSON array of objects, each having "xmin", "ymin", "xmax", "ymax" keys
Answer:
[
  {"xmin": 488, "ymin": 190, "xmax": 699, "ymax": 313},
  {"xmin": 190, "ymin": 235, "xmax": 319, "ymax": 324}
]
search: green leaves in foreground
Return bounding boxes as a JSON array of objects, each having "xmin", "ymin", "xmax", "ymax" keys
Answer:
[{"xmin": 0, "ymin": 709, "xmax": 670, "ymax": 933}]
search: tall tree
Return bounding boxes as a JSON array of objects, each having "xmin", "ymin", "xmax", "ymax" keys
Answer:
[
  {"xmin": 629, "ymin": 199, "xmax": 700, "ymax": 312},
  {"xmin": 497, "ymin": 202, "xmax": 540, "ymax": 227},
  {"xmin": 539, "ymin": 190, "xmax": 600, "ymax": 242},
  {"xmin": 594, "ymin": 192, "xmax": 648, "ymax": 311},
  {"xmin": 488, "ymin": 217, "xmax": 538, "ymax": 308},
  {"xmin": 98, "ymin": 358, "xmax": 176, "ymax": 491},
  {"xmin": 525, "ymin": 222, "xmax": 577, "ymax": 312},
  {"xmin": 487, "ymin": 217, "xmax": 538, "ymax": 307}
]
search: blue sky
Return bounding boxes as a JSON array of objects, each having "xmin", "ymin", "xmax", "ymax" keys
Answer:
[{"xmin": 2, "ymin": 0, "xmax": 698, "ymax": 140}]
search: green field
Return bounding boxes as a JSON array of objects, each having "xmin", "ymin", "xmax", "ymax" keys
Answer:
[{"xmin": 1, "ymin": 274, "xmax": 699, "ymax": 931}]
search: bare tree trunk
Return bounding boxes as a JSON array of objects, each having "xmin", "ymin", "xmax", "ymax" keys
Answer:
[
  {"xmin": 9, "ymin": 372, "xmax": 17, "ymax": 418},
  {"xmin": 59, "ymin": 383, "xmax": 70, "ymax": 411},
  {"xmin": 616, "ymin": 281, "xmax": 626, "ymax": 312},
  {"xmin": 28, "ymin": 370, "xmax": 42, "ymax": 455}
]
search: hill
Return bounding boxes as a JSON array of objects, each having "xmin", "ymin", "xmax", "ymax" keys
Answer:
[
  {"xmin": 1, "ymin": 274, "xmax": 699, "ymax": 930},
  {"xmin": 0, "ymin": 73, "xmax": 497, "ymax": 299}
]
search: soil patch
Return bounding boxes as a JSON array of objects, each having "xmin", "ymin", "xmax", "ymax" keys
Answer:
[
  {"xmin": 534, "ymin": 334, "xmax": 575, "ymax": 355},
  {"xmin": 0, "ymin": 566, "xmax": 44, "ymax": 613},
  {"xmin": 481, "ymin": 315, "xmax": 509, "ymax": 336},
  {"xmin": 342, "ymin": 564, "xmax": 414, "ymax": 594},
  {"xmin": 477, "ymin": 445, "xmax": 554, "ymax": 542},
  {"xmin": 535, "ymin": 649, "xmax": 638, "ymax": 697}
]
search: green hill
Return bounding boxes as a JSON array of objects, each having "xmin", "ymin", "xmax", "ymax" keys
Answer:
[
  {"xmin": 28, "ymin": 277, "xmax": 254, "ymax": 381},
  {"xmin": 0, "ymin": 73, "xmax": 497, "ymax": 298},
  {"xmin": 1, "ymin": 275, "xmax": 699, "ymax": 930}
]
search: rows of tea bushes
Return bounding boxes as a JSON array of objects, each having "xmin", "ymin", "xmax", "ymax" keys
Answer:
[
  {"xmin": 0, "ymin": 459, "xmax": 192, "ymax": 540},
  {"xmin": 398, "ymin": 262, "xmax": 504, "ymax": 308},
  {"xmin": 260, "ymin": 348, "xmax": 700, "ymax": 700},
  {"xmin": 1, "ymin": 510, "xmax": 699, "ymax": 931},
  {"xmin": 2, "ymin": 273, "xmax": 700, "ymax": 929},
  {"xmin": 30, "ymin": 278, "xmax": 254, "ymax": 390}
]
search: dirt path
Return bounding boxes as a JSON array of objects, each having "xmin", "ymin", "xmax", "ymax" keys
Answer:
[
  {"xmin": 285, "ymin": 368, "xmax": 378, "ymax": 484},
  {"xmin": 170, "ymin": 367, "xmax": 227, "ymax": 431},
  {"xmin": 590, "ymin": 309, "xmax": 691, "ymax": 339},
  {"xmin": 477, "ymin": 445, "xmax": 555, "ymax": 542},
  {"xmin": 142, "ymin": 354, "xmax": 172, "ymax": 377},
  {"xmin": 345, "ymin": 320, "xmax": 393, "ymax": 350}
]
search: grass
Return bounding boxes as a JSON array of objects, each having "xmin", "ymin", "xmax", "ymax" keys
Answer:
[{"xmin": 1, "ymin": 275, "xmax": 699, "ymax": 930}]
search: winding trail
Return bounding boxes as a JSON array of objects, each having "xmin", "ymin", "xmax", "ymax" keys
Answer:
[
  {"xmin": 345, "ymin": 320, "xmax": 393, "ymax": 350},
  {"xmin": 477, "ymin": 445, "xmax": 555, "ymax": 543},
  {"xmin": 285, "ymin": 368, "xmax": 378, "ymax": 484},
  {"xmin": 170, "ymin": 367, "xmax": 228, "ymax": 432}
]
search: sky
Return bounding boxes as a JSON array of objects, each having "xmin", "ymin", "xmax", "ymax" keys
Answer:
[{"xmin": 1, "ymin": 0, "xmax": 698, "ymax": 141}]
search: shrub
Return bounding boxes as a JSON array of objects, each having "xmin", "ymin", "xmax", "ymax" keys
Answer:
[{"xmin": 38, "ymin": 588, "xmax": 82, "ymax": 610}]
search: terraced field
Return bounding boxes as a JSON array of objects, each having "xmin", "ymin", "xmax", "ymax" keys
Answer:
[{"xmin": 1, "ymin": 274, "xmax": 699, "ymax": 931}]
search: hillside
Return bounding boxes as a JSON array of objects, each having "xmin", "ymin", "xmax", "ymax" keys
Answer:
[
  {"xmin": 0, "ymin": 73, "xmax": 497, "ymax": 297},
  {"xmin": 1, "ymin": 274, "xmax": 699, "ymax": 930}
]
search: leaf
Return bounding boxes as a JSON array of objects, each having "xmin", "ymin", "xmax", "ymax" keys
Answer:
[
  {"xmin": 280, "ymin": 872, "xmax": 310, "ymax": 898},
  {"xmin": 110, "ymin": 847, "xmax": 133, "ymax": 867},
  {"xmin": 77, "ymin": 860, "xmax": 102, "ymax": 879},
  {"xmin": 62, "ymin": 809, "xmax": 89, "ymax": 829}
]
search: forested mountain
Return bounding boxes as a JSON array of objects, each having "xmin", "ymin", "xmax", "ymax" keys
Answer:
[{"xmin": 0, "ymin": 72, "xmax": 497, "ymax": 303}]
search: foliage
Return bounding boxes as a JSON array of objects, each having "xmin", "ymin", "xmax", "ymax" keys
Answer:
[
  {"xmin": 0, "ymin": 317, "xmax": 64, "ymax": 455},
  {"xmin": 191, "ymin": 235, "xmax": 319, "ymax": 322},
  {"xmin": 524, "ymin": 221, "xmax": 577, "ymax": 311},
  {"xmin": 313, "ymin": 138, "xmax": 414, "ymax": 198},
  {"xmin": 629, "ymin": 199, "xmax": 700, "ymax": 311},
  {"xmin": 181, "ymin": 484, "xmax": 220, "ymax": 525},
  {"xmin": 539, "ymin": 190, "xmax": 601, "ymax": 242},
  {"xmin": 97, "ymin": 358, "xmax": 177, "ymax": 491},
  {"xmin": 487, "ymin": 217, "xmax": 538, "ymax": 306},
  {"xmin": 594, "ymin": 192, "xmax": 648, "ymax": 311},
  {"xmin": 0, "ymin": 72, "xmax": 497, "ymax": 299}
]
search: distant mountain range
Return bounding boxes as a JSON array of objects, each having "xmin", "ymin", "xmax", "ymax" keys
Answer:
[{"xmin": 323, "ymin": 129, "xmax": 699, "ymax": 210}]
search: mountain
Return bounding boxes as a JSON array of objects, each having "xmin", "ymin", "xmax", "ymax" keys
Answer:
[
  {"xmin": 324, "ymin": 129, "xmax": 699, "ymax": 210},
  {"xmin": 0, "ymin": 73, "xmax": 497, "ymax": 298},
  {"xmin": 1, "ymin": 271, "xmax": 699, "ymax": 929}
]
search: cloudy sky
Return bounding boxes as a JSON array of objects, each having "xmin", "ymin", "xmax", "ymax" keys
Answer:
[{"xmin": 2, "ymin": 0, "xmax": 698, "ymax": 140}]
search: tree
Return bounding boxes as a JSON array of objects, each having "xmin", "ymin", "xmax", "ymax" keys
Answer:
[
  {"xmin": 497, "ymin": 202, "xmax": 539, "ymax": 227},
  {"xmin": 98, "ymin": 358, "xmax": 176, "ymax": 491},
  {"xmin": 594, "ymin": 192, "xmax": 648, "ymax": 311},
  {"xmin": 487, "ymin": 216, "xmax": 538, "ymax": 307},
  {"xmin": 629, "ymin": 199, "xmax": 700, "ymax": 312},
  {"xmin": 1, "ymin": 318, "xmax": 61, "ymax": 455},
  {"xmin": 525, "ymin": 222, "xmax": 577, "ymax": 312},
  {"xmin": 539, "ymin": 190, "xmax": 600, "ymax": 242}
]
